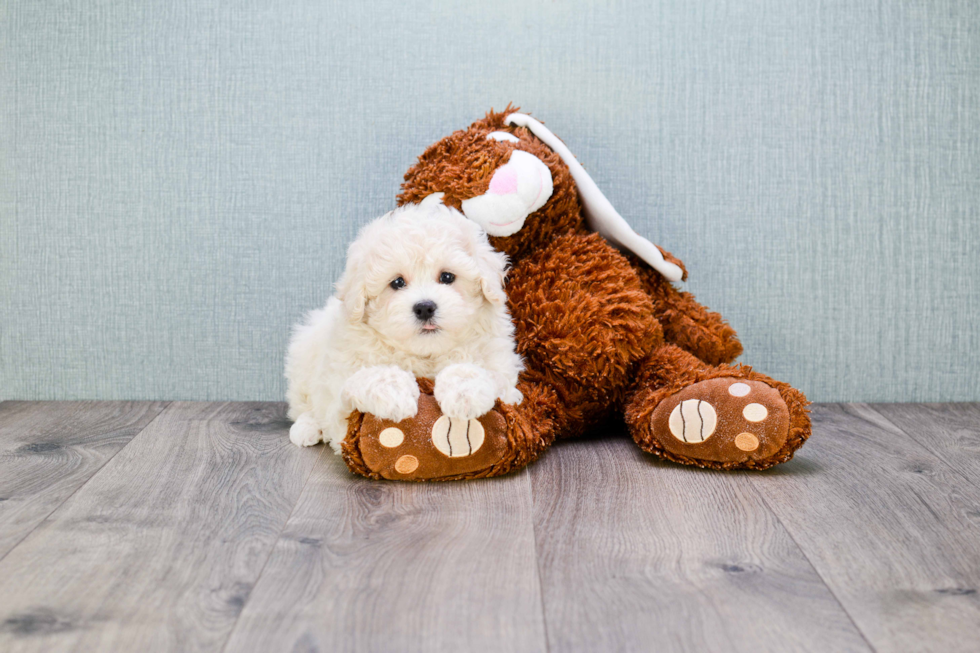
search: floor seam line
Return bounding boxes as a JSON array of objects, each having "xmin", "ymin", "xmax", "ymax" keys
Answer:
[
  {"xmin": 218, "ymin": 441, "xmax": 327, "ymax": 653},
  {"xmin": 0, "ymin": 401, "xmax": 173, "ymax": 565},
  {"xmin": 863, "ymin": 402, "xmax": 980, "ymax": 487},
  {"xmin": 744, "ymin": 454, "xmax": 878, "ymax": 653},
  {"xmin": 527, "ymin": 467, "xmax": 552, "ymax": 653}
]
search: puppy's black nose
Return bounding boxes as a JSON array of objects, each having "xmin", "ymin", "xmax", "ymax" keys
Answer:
[{"xmin": 413, "ymin": 300, "xmax": 437, "ymax": 322}]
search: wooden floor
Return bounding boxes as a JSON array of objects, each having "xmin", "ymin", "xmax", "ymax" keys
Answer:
[{"xmin": 0, "ymin": 402, "xmax": 978, "ymax": 652}]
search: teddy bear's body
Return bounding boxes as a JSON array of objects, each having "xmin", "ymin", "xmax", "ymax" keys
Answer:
[{"xmin": 341, "ymin": 108, "xmax": 810, "ymax": 480}]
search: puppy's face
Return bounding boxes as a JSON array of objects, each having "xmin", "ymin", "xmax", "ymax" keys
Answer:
[{"xmin": 338, "ymin": 201, "xmax": 507, "ymax": 357}]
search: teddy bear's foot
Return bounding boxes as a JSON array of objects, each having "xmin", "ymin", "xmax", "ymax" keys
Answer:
[
  {"xmin": 341, "ymin": 393, "xmax": 508, "ymax": 480},
  {"xmin": 625, "ymin": 346, "xmax": 811, "ymax": 470},
  {"xmin": 342, "ymin": 378, "xmax": 560, "ymax": 481},
  {"xmin": 650, "ymin": 378, "xmax": 791, "ymax": 463}
]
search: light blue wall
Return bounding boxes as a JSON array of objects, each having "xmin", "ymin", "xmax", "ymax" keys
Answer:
[{"xmin": 2, "ymin": 0, "xmax": 978, "ymax": 402}]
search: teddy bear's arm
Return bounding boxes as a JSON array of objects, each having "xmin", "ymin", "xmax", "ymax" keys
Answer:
[
  {"xmin": 629, "ymin": 250, "xmax": 743, "ymax": 366},
  {"xmin": 506, "ymin": 232, "xmax": 663, "ymax": 398}
]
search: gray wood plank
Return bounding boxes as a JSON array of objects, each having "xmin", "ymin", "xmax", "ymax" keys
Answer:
[
  {"xmin": 748, "ymin": 403, "xmax": 980, "ymax": 652},
  {"xmin": 224, "ymin": 454, "xmax": 547, "ymax": 653},
  {"xmin": 869, "ymin": 402, "xmax": 980, "ymax": 484},
  {"xmin": 530, "ymin": 432, "xmax": 869, "ymax": 653},
  {"xmin": 0, "ymin": 401, "xmax": 168, "ymax": 559},
  {"xmin": 0, "ymin": 401, "xmax": 320, "ymax": 653}
]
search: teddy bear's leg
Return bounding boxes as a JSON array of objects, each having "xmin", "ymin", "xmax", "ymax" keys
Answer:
[
  {"xmin": 629, "ymin": 251, "xmax": 744, "ymax": 366},
  {"xmin": 623, "ymin": 344, "xmax": 811, "ymax": 470},
  {"xmin": 340, "ymin": 376, "xmax": 561, "ymax": 481}
]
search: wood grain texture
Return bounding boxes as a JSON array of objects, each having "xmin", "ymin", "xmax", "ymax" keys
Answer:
[
  {"xmin": 3, "ymin": 401, "xmax": 980, "ymax": 651},
  {"xmin": 748, "ymin": 404, "xmax": 980, "ymax": 652},
  {"xmin": 530, "ymin": 432, "xmax": 869, "ymax": 653},
  {"xmin": 0, "ymin": 402, "xmax": 320, "ymax": 653},
  {"xmin": 869, "ymin": 402, "xmax": 980, "ymax": 483},
  {"xmin": 224, "ymin": 454, "xmax": 547, "ymax": 653},
  {"xmin": 0, "ymin": 401, "xmax": 168, "ymax": 559}
]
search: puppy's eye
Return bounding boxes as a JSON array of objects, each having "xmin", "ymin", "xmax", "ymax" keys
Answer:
[
  {"xmin": 390, "ymin": 277, "xmax": 406, "ymax": 290},
  {"xmin": 439, "ymin": 271, "xmax": 456, "ymax": 285}
]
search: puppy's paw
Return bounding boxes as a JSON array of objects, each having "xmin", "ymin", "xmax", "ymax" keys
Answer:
[
  {"xmin": 289, "ymin": 413, "xmax": 323, "ymax": 447},
  {"xmin": 434, "ymin": 364, "xmax": 498, "ymax": 420},
  {"xmin": 343, "ymin": 365, "xmax": 420, "ymax": 423},
  {"xmin": 500, "ymin": 386, "xmax": 523, "ymax": 406}
]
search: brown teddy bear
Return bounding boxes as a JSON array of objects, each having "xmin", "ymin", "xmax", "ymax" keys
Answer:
[{"xmin": 342, "ymin": 107, "xmax": 810, "ymax": 481}]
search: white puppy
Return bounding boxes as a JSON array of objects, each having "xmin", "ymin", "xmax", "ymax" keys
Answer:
[{"xmin": 285, "ymin": 195, "xmax": 524, "ymax": 451}]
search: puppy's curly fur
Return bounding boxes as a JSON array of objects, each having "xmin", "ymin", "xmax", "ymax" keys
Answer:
[{"xmin": 285, "ymin": 199, "xmax": 523, "ymax": 451}]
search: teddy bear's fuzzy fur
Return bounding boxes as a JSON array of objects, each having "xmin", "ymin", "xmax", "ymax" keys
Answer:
[{"xmin": 341, "ymin": 107, "xmax": 810, "ymax": 480}]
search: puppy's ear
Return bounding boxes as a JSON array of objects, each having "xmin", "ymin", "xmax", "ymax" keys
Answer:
[
  {"xmin": 335, "ymin": 242, "xmax": 368, "ymax": 323},
  {"xmin": 471, "ymin": 230, "xmax": 509, "ymax": 306}
]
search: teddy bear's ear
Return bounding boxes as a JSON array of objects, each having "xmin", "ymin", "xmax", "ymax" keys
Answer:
[
  {"xmin": 487, "ymin": 131, "xmax": 520, "ymax": 143},
  {"xmin": 505, "ymin": 113, "xmax": 684, "ymax": 282}
]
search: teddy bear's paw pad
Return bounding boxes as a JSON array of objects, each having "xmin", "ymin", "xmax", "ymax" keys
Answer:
[
  {"xmin": 431, "ymin": 416, "xmax": 485, "ymax": 457},
  {"xmin": 355, "ymin": 394, "xmax": 509, "ymax": 480},
  {"xmin": 650, "ymin": 378, "xmax": 789, "ymax": 463}
]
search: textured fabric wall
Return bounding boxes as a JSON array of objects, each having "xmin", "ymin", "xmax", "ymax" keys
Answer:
[{"xmin": 2, "ymin": 1, "xmax": 978, "ymax": 402}]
